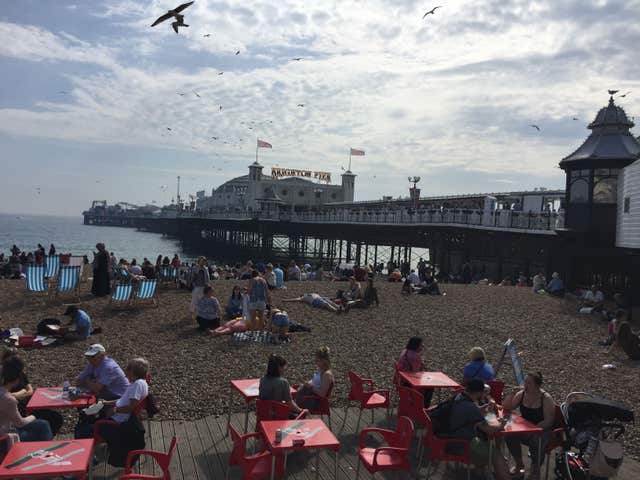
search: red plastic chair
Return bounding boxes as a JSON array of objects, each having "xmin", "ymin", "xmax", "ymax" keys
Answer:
[
  {"xmin": 296, "ymin": 382, "xmax": 334, "ymax": 429},
  {"xmin": 356, "ymin": 416, "xmax": 414, "ymax": 478},
  {"xmin": 487, "ymin": 380, "xmax": 505, "ymax": 405},
  {"xmin": 227, "ymin": 424, "xmax": 284, "ymax": 480},
  {"xmin": 544, "ymin": 405, "xmax": 566, "ymax": 480},
  {"xmin": 397, "ymin": 386, "xmax": 428, "ymax": 457},
  {"xmin": 255, "ymin": 400, "xmax": 307, "ymax": 431},
  {"xmin": 347, "ymin": 371, "xmax": 391, "ymax": 432},
  {"xmin": 418, "ymin": 410, "xmax": 473, "ymax": 480},
  {"xmin": 119, "ymin": 435, "xmax": 178, "ymax": 480}
]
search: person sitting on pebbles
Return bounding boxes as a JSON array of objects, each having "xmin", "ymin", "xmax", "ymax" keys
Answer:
[
  {"xmin": 269, "ymin": 308, "xmax": 290, "ymax": 342},
  {"xmin": 62, "ymin": 305, "xmax": 97, "ymax": 340},
  {"xmin": 282, "ymin": 293, "xmax": 341, "ymax": 313}
]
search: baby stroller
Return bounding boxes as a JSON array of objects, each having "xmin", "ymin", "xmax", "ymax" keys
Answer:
[{"xmin": 555, "ymin": 392, "xmax": 634, "ymax": 480}]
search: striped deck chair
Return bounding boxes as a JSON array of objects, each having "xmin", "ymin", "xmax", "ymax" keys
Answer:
[
  {"xmin": 110, "ymin": 283, "xmax": 134, "ymax": 307},
  {"xmin": 25, "ymin": 265, "xmax": 48, "ymax": 299},
  {"xmin": 55, "ymin": 266, "xmax": 81, "ymax": 302},
  {"xmin": 135, "ymin": 279, "xmax": 158, "ymax": 307},
  {"xmin": 44, "ymin": 255, "xmax": 60, "ymax": 279}
]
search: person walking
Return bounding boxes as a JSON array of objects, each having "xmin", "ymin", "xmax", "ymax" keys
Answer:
[
  {"xmin": 248, "ymin": 270, "xmax": 271, "ymax": 330},
  {"xmin": 91, "ymin": 243, "xmax": 111, "ymax": 297}
]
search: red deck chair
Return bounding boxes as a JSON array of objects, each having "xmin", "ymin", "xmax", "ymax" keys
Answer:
[
  {"xmin": 227, "ymin": 424, "xmax": 284, "ymax": 480},
  {"xmin": 397, "ymin": 386, "xmax": 428, "ymax": 457},
  {"xmin": 418, "ymin": 410, "xmax": 473, "ymax": 480},
  {"xmin": 487, "ymin": 380, "xmax": 505, "ymax": 405},
  {"xmin": 296, "ymin": 382, "xmax": 334, "ymax": 429},
  {"xmin": 119, "ymin": 435, "xmax": 178, "ymax": 480},
  {"xmin": 544, "ymin": 404, "xmax": 566, "ymax": 480},
  {"xmin": 347, "ymin": 371, "xmax": 391, "ymax": 432},
  {"xmin": 356, "ymin": 416, "xmax": 414, "ymax": 478}
]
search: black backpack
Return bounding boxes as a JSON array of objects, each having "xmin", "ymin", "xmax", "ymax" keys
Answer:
[{"xmin": 429, "ymin": 393, "xmax": 473, "ymax": 436}]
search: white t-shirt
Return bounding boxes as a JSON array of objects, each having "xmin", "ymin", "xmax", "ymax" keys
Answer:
[
  {"xmin": 111, "ymin": 379, "xmax": 148, "ymax": 423},
  {"xmin": 409, "ymin": 272, "xmax": 420, "ymax": 285},
  {"xmin": 584, "ymin": 290, "xmax": 604, "ymax": 303}
]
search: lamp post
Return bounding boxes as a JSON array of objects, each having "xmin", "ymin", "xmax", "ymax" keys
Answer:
[{"xmin": 408, "ymin": 176, "xmax": 421, "ymax": 210}]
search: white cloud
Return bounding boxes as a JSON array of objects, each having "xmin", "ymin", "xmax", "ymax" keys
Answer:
[{"xmin": 0, "ymin": 0, "xmax": 639, "ymax": 204}]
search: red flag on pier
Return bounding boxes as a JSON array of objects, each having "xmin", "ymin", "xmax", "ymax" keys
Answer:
[
  {"xmin": 350, "ymin": 148, "xmax": 365, "ymax": 156},
  {"xmin": 257, "ymin": 139, "xmax": 272, "ymax": 148}
]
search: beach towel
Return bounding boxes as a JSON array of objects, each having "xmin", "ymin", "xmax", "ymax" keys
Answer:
[{"xmin": 232, "ymin": 331, "xmax": 275, "ymax": 345}]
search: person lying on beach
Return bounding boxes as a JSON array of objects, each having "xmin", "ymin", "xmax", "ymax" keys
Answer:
[
  {"xmin": 209, "ymin": 316, "xmax": 249, "ymax": 336},
  {"xmin": 282, "ymin": 293, "xmax": 341, "ymax": 313}
]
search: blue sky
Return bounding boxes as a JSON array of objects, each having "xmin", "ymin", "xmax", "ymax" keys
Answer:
[{"xmin": 0, "ymin": 0, "xmax": 639, "ymax": 215}]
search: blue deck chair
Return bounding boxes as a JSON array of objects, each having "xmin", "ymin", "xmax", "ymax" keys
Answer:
[
  {"xmin": 55, "ymin": 266, "xmax": 81, "ymax": 302},
  {"xmin": 110, "ymin": 283, "xmax": 134, "ymax": 307},
  {"xmin": 160, "ymin": 265, "xmax": 178, "ymax": 287},
  {"xmin": 44, "ymin": 255, "xmax": 60, "ymax": 279},
  {"xmin": 135, "ymin": 279, "xmax": 158, "ymax": 307},
  {"xmin": 25, "ymin": 266, "xmax": 48, "ymax": 299}
]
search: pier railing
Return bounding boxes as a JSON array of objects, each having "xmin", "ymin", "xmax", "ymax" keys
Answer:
[{"xmin": 179, "ymin": 208, "xmax": 563, "ymax": 233}]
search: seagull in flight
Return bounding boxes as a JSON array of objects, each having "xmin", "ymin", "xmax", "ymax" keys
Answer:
[
  {"xmin": 530, "ymin": 124, "xmax": 541, "ymax": 131},
  {"xmin": 219, "ymin": 105, "xmax": 223, "ymax": 111},
  {"xmin": 423, "ymin": 6, "xmax": 442, "ymax": 18},
  {"xmin": 297, "ymin": 104, "xmax": 305, "ymax": 107},
  {"xmin": 150, "ymin": 1, "xmax": 194, "ymax": 34},
  {"xmin": 218, "ymin": 72, "xmax": 224, "ymax": 75},
  {"xmin": 235, "ymin": 50, "xmax": 240, "ymax": 55},
  {"xmin": 619, "ymin": 91, "xmax": 632, "ymax": 98},
  {"xmin": 572, "ymin": 117, "xmax": 579, "ymax": 121},
  {"xmin": 167, "ymin": 127, "xmax": 172, "ymax": 131},
  {"xmin": 194, "ymin": 91, "xmax": 201, "ymax": 98},
  {"xmin": 203, "ymin": 33, "xmax": 211, "ymax": 37},
  {"xmin": 291, "ymin": 57, "xmax": 303, "ymax": 61}
]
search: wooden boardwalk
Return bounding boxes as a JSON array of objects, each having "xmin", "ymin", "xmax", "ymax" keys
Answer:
[{"xmin": 85, "ymin": 407, "xmax": 640, "ymax": 480}]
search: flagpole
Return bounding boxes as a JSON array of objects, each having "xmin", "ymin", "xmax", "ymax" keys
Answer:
[
  {"xmin": 348, "ymin": 149, "xmax": 352, "ymax": 172},
  {"xmin": 255, "ymin": 136, "xmax": 258, "ymax": 164}
]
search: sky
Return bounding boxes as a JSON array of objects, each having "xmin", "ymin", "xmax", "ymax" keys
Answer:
[{"xmin": 0, "ymin": 0, "xmax": 639, "ymax": 216}]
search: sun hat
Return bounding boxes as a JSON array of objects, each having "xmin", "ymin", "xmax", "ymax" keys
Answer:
[
  {"xmin": 84, "ymin": 344, "xmax": 106, "ymax": 357},
  {"xmin": 468, "ymin": 347, "xmax": 486, "ymax": 361}
]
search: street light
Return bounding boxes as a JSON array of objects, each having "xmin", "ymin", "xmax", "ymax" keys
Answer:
[{"xmin": 408, "ymin": 176, "xmax": 421, "ymax": 210}]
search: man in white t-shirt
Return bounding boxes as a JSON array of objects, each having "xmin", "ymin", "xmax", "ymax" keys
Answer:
[{"xmin": 101, "ymin": 358, "xmax": 149, "ymax": 424}]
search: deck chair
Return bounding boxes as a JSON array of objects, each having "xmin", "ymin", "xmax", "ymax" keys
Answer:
[
  {"xmin": 159, "ymin": 265, "xmax": 177, "ymax": 287},
  {"xmin": 25, "ymin": 266, "xmax": 48, "ymax": 301},
  {"xmin": 55, "ymin": 266, "xmax": 81, "ymax": 302},
  {"xmin": 44, "ymin": 255, "xmax": 60, "ymax": 279},
  {"xmin": 110, "ymin": 283, "xmax": 134, "ymax": 307},
  {"xmin": 135, "ymin": 279, "xmax": 158, "ymax": 307}
]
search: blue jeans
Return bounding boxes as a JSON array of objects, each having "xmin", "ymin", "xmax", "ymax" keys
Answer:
[{"xmin": 17, "ymin": 419, "xmax": 53, "ymax": 442}]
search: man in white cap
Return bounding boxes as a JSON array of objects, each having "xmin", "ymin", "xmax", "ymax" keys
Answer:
[{"xmin": 76, "ymin": 344, "xmax": 129, "ymax": 400}]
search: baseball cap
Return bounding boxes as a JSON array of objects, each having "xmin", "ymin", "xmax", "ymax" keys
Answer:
[{"xmin": 84, "ymin": 344, "xmax": 106, "ymax": 357}]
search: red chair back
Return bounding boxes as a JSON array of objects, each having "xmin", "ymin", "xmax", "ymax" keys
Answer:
[
  {"xmin": 397, "ymin": 386, "xmax": 426, "ymax": 427},
  {"xmin": 392, "ymin": 361, "xmax": 401, "ymax": 388},
  {"xmin": 164, "ymin": 436, "xmax": 178, "ymax": 465},
  {"xmin": 255, "ymin": 400, "xmax": 290, "ymax": 424},
  {"xmin": 394, "ymin": 416, "xmax": 415, "ymax": 449},
  {"xmin": 487, "ymin": 380, "xmax": 504, "ymax": 404},
  {"xmin": 348, "ymin": 371, "xmax": 365, "ymax": 402},
  {"xmin": 228, "ymin": 424, "xmax": 244, "ymax": 467}
]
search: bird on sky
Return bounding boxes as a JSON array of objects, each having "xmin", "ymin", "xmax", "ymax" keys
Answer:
[
  {"xmin": 291, "ymin": 57, "xmax": 303, "ymax": 61},
  {"xmin": 194, "ymin": 91, "xmax": 201, "ymax": 98},
  {"xmin": 150, "ymin": 1, "xmax": 194, "ymax": 34},
  {"xmin": 211, "ymin": 136, "xmax": 218, "ymax": 140},
  {"xmin": 218, "ymin": 72, "xmax": 224, "ymax": 75},
  {"xmin": 297, "ymin": 104, "xmax": 305, "ymax": 107},
  {"xmin": 423, "ymin": 6, "xmax": 442, "ymax": 18},
  {"xmin": 572, "ymin": 117, "xmax": 579, "ymax": 121},
  {"xmin": 235, "ymin": 50, "xmax": 240, "ymax": 55},
  {"xmin": 530, "ymin": 124, "xmax": 541, "ymax": 131},
  {"xmin": 203, "ymin": 33, "xmax": 211, "ymax": 37},
  {"xmin": 219, "ymin": 106, "xmax": 223, "ymax": 111},
  {"xmin": 167, "ymin": 127, "xmax": 172, "ymax": 131},
  {"xmin": 177, "ymin": 92, "xmax": 185, "ymax": 96},
  {"xmin": 619, "ymin": 91, "xmax": 632, "ymax": 98}
]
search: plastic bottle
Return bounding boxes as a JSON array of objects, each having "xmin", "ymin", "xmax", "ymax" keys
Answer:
[{"xmin": 63, "ymin": 380, "xmax": 70, "ymax": 399}]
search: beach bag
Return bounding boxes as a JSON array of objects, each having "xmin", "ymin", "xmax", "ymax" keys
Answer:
[
  {"xmin": 36, "ymin": 318, "xmax": 62, "ymax": 336},
  {"xmin": 589, "ymin": 439, "xmax": 624, "ymax": 477}
]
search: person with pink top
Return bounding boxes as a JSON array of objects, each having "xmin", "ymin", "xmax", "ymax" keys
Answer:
[{"xmin": 397, "ymin": 336, "xmax": 433, "ymax": 407}]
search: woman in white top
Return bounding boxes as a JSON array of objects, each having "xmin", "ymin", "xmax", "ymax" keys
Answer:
[
  {"xmin": 295, "ymin": 347, "xmax": 335, "ymax": 409},
  {"xmin": 97, "ymin": 357, "xmax": 149, "ymax": 431}
]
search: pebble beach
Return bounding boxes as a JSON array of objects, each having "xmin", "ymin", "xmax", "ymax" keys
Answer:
[{"xmin": 1, "ymin": 278, "xmax": 638, "ymax": 459}]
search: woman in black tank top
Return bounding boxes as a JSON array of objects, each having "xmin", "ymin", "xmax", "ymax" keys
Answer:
[{"xmin": 502, "ymin": 372, "xmax": 555, "ymax": 479}]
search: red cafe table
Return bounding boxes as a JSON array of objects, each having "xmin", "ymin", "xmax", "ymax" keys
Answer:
[
  {"xmin": 399, "ymin": 371, "xmax": 460, "ymax": 401},
  {"xmin": 227, "ymin": 379, "xmax": 297, "ymax": 433},
  {"xmin": 0, "ymin": 439, "xmax": 95, "ymax": 479},
  {"xmin": 486, "ymin": 411, "xmax": 543, "ymax": 472},
  {"xmin": 260, "ymin": 419, "xmax": 340, "ymax": 480},
  {"xmin": 26, "ymin": 387, "xmax": 95, "ymax": 415}
]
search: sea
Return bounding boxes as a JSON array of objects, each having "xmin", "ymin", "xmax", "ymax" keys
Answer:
[{"xmin": 0, "ymin": 213, "xmax": 186, "ymax": 262}]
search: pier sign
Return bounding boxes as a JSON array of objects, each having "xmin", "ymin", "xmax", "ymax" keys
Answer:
[{"xmin": 271, "ymin": 167, "xmax": 331, "ymax": 183}]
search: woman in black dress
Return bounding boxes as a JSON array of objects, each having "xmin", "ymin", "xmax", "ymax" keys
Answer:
[{"xmin": 91, "ymin": 243, "xmax": 111, "ymax": 297}]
